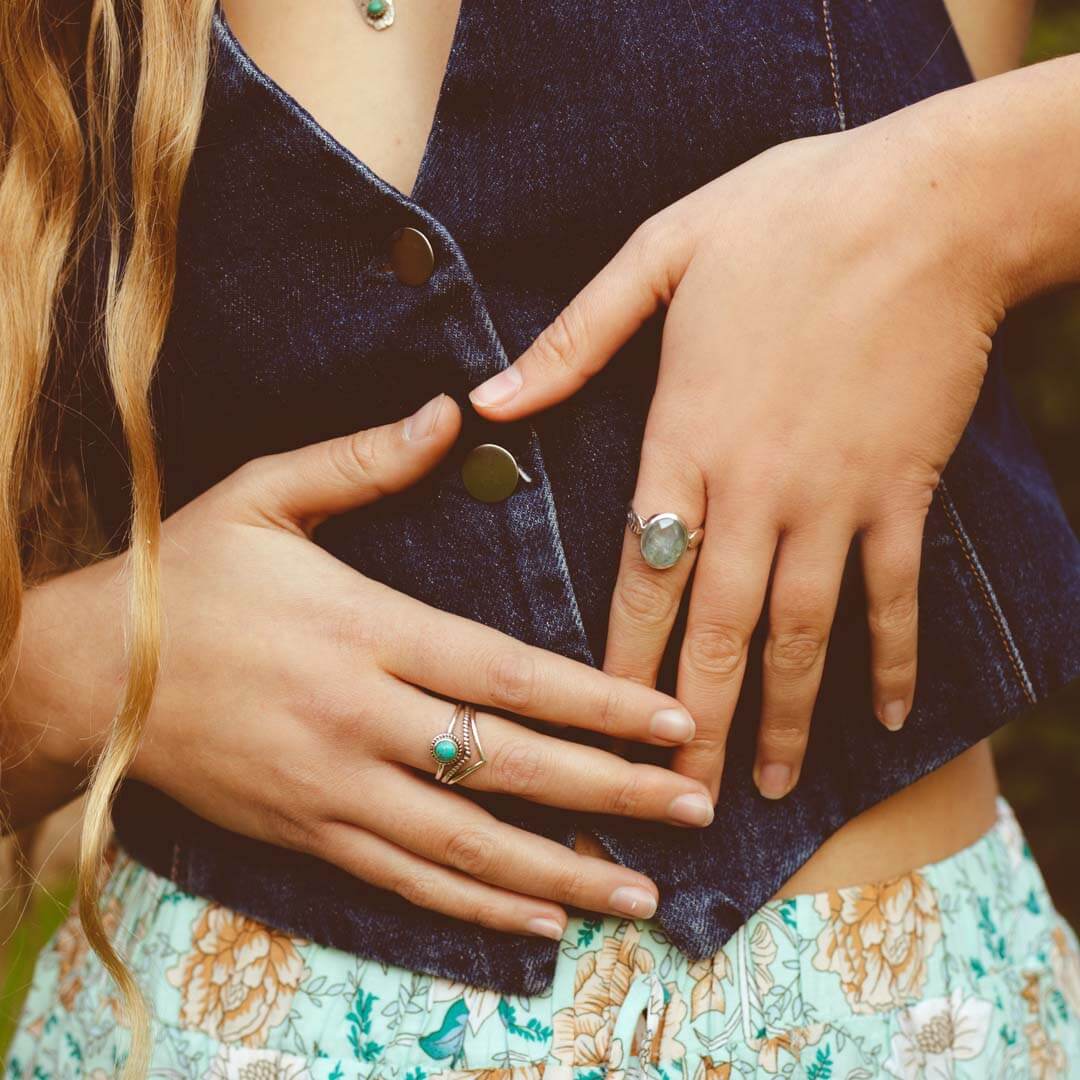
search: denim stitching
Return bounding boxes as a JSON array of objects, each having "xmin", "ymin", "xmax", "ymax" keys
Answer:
[
  {"xmin": 820, "ymin": 0, "xmax": 847, "ymax": 130},
  {"xmin": 939, "ymin": 481, "xmax": 1037, "ymax": 704}
]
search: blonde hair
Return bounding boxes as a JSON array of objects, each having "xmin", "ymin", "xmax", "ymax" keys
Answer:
[{"xmin": 0, "ymin": 1, "xmax": 215, "ymax": 1075}]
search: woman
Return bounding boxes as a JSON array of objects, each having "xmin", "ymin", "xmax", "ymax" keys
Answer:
[{"xmin": 3, "ymin": 0, "xmax": 1080, "ymax": 1075}]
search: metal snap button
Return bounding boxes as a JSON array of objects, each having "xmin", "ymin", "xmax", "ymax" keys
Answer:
[
  {"xmin": 388, "ymin": 226, "xmax": 435, "ymax": 286},
  {"xmin": 461, "ymin": 443, "xmax": 521, "ymax": 502}
]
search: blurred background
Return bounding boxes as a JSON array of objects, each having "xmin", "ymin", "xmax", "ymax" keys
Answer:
[{"xmin": 2, "ymin": 1, "xmax": 1079, "ymax": 1060}]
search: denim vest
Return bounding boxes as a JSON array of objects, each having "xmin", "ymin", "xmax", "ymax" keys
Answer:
[{"xmin": 96, "ymin": 0, "xmax": 1080, "ymax": 993}]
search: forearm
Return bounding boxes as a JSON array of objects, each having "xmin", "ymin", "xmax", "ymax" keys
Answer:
[
  {"xmin": 889, "ymin": 51, "xmax": 1080, "ymax": 307},
  {"xmin": 1, "ymin": 561, "xmax": 123, "ymax": 831}
]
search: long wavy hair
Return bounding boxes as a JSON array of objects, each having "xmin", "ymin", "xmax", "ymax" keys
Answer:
[{"xmin": 0, "ymin": 0, "xmax": 215, "ymax": 1074}]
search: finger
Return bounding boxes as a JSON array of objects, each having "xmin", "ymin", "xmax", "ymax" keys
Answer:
[
  {"xmin": 356, "ymin": 767, "xmax": 662, "ymax": 920},
  {"xmin": 379, "ymin": 591, "xmax": 698, "ymax": 746},
  {"xmin": 754, "ymin": 525, "xmax": 851, "ymax": 799},
  {"xmin": 385, "ymin": 683, "xmax": 715, "ymax": 828},
  {"xmin": 316, "ymin": 821, "xmax": 569, "ymax": 938},
  {"xmin": 236, "ymin": 393, "xmax": 462, "ymax": 533},
  {"xmin": 672, "ymin": 515, "xmax": 778, "ymax": 801},
  {"xmin": 603, "ymin": 439, "xmax": 705, "ymax": 688},
  {"xmin": 861, "ymin": 515, "xmax": 923, "ymax": 732},
  {"xmin": 467, "ymin": 209, "xmax": 696, "ymax": 418}
]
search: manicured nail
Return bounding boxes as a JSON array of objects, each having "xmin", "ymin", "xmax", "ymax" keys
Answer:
[
  {"xmin": 469, "ymin": 366, "xmax": 523, "ymax": 408},
  {"xmin": 525, "ymin": 916, "xmax": 565, "ymax": 941},
  {"xmin": 667, "ymin": 793, "xmax": 714, "ymax": 827},
  {"xmin": 881, "ymin": 700, "xmax": 907, "ymax": 732},
  {"xmin": 403, "ymin": 394, "xmax": 445, "ymax": 441},
  {"xmin": 609, "ymin": 885, "xmax": 658, "ymax": 919},
  {"xmin": 757, "ymin": 763, "xmax": 792, "ymax": 800},
  {"xmin": 649, "ymin": 707, "xmax": 695, "ymax": 743}
]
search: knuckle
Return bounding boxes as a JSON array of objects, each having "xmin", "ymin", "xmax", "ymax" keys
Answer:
[
  {"xmin": 443, "ymin": 828, "xmax": 500, "ymax": 879},
  {"xmin": 551, "ymin": 866, "xmax": 589, "ymax": 906},
  {"xmin": 483, "ymin": 650, "xmax": 538, "ymax": 713},
  {"xmin": 875, "ymin": 653, "xmax": 918, "ymax": 684},
  {"xmin": 869, "ymin": 591, "xmax": 919, "ymax": 637},
  {"xmin": 614, "ymin": 568, "xmax": 677, "ymax": 630},
  {"xmin": 332, "ymin": 430, "xmax": 383, "ymax": 491},
  {"xmin": 394, "ymin": 871, "xmax": 441, "ymax": 912},
  {"xmin": 532, "ymin": 306, "xmax": 583, "ymax": 377},
  {"xmin": 467, "ymin": 901, "xmax": 502, "ymax": 931},
  {"xmin": 759, "ymin": 720, "xmax": 810, "ymax": 753},
  {"xmin": 491, "ymin": 742, "xmax": 548, "ymax": 797},
  {"xmin": 766, "ymin": 629, "xmax": 827, "ymax": 675},
  {"xmin": 604, "ymin": 771, "xmax": 644, "ymax": 818},
  {"xmin": 593, "ymin": 685, "xmax": 626, "ymax": 739},
  {"xmin": 684, "ymin": 622, "xmax": 746, "ymax": 679}
]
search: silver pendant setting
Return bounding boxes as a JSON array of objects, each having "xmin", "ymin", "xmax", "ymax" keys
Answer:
[{"xmin": 361, "ymin": 0, "xmax": 396, "ymax": 30}]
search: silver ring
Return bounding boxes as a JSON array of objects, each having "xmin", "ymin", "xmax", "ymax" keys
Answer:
[
  {"xmin": 626, "ymin": 504, "xmax": 704, "ymax": 570},
  {"xmin": 430, "ymin": 703, "xmax": 488, "ymax": 786}
]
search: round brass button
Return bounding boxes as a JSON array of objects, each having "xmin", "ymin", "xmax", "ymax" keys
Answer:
[
  {"xmin": 461, "ymin": 443, "xmax": 521, "ymax": 503},
  {"xmin": 388, "ymin": 226, "xmax": 435, "ymax": 286}
]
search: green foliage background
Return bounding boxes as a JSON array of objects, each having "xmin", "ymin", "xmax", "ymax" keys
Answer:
[
  {"xmin": 993, "ymin": 0, "xmax": 1080, "ymax": 946},
  {"xmin": 1, "ymin": 4, "xmax": 1078, "ymax": 1061}
]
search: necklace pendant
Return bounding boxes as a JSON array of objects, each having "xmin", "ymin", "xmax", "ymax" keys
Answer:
[{"xmin": 361, "ymin": 0, "xmax": 395, "ymax": 30}]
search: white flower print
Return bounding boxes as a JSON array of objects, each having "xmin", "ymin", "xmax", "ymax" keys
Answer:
[
  {"xmin": 203, "ymin": 1046, "xmax": 314, "ymax": 1080},
  {"xmin": 884, "ymin": 988, "xmax": 993, "ymax": 1079}
]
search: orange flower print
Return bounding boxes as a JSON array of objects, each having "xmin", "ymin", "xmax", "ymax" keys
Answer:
[
  {"xmin": 430, "ymin": 1068, "xmax": 546, "ymax": 1080},
  {"xmin": 166, "ymin": 905, "xmax": 307, "ymax": 1047},
  {"xmin": 551, "ymin": 923, "xmax": 654, "ymax": 1067},
  {"xmin": 751, "ymin": 1024, "xmax": 826, "ymax": 1075},
  {"xmin": 811, "ymin": 871, "xmax": 942, "ymax": 1014}
]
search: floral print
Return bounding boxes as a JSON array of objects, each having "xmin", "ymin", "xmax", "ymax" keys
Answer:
[
  {"xmin": 811, "ymin": 869, "xmax": 943, "ymax": 1014},
  {"xmin": 6, "ymin": 799, "xmax": 1080, "ymax": 1079},
  {"xmin": 166, "ymin": 906, "xmax": 309, "ymax": 1047}
]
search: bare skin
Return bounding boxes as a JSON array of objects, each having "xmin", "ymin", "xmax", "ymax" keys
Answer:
[
  {"xmin": 217, "ymin": 0, "xmax": 1022, "ymax": 891},
  {"xmin": 4, "ymin": 0, "xmax": 1073, "ymax": 936}
]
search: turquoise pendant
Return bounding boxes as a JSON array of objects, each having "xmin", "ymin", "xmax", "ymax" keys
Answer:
[{"xmin": 361, "ymin": 0, "xmax": 395, "ymax": 30}]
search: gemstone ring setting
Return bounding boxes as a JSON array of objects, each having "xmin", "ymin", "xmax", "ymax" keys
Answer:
[
  {"xmin": 626, "ymin": 505, "xmax": 704, "ymax": 570},
  {"xmin": 430, "ymin": 703, "xmax": 487, "ymax": 786}
]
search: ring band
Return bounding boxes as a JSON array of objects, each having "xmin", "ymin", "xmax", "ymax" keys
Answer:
[
  {"xmin": 626, "ymin": 505, "xmax": 704, "ymax": 570},
  {"xmin": 430, "ymin": 702, "xmax": 488, "ymax": 786}
]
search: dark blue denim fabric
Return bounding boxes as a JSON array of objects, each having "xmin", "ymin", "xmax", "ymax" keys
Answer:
[{"xmin": 99, "ymin": 0, "xmax": 1080, "ymax": 993}]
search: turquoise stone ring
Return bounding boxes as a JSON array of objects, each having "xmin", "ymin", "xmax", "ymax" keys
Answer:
[
  {"xmin": 430, "ymin": 734, "xmax": 462, "ymax": 766},
  {"xmin": 430, "ymin": 703, "xmax": 488, "ymax": 786},
  {"xmin": 626, "ymin": 506, "xmax": 704, "ymax": 570}
]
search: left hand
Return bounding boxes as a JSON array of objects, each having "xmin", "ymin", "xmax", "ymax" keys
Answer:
[{"xmin": 468, "ymin": 112, "xmax": 1007, "ymax": 802}]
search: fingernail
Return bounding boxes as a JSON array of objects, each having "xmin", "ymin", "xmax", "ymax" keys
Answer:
[
  {"xmin": 667, "ymin": 792, "xmax": 714, "ymax": 827},
  {"xmin": 881, "ymin": 700, "xmax": 907, "ymax": 731},
  {"xmin": 649, "ymin": 707, "xmax": 695, "ymax": 743},
  {"xmin": 757, "ymin": 763, "xmax": 793, "ymax": 800},
  {"xmin": 403, "ymin": 394, "xmax": 445, "ymax": 441},
  {"xmin": 525, "ymin": 916, "xmax": 565, "ymax": 941},
  {"xmin": 609, "ymin": 885, "xmax": 658, "ymax": 919},
  {"xmin": 469, "ymin": 366, "xmax": 523, "ymax": 408}
]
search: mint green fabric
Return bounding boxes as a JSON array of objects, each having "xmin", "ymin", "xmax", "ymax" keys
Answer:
[{"xmin": 7, "ymin": 799, "xmax": 1080, "ymax": 1079}]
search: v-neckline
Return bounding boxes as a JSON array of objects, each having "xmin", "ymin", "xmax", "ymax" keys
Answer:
[{"xmin": 212, "ymin": 0, "xmax": 471, "ymax": 213}]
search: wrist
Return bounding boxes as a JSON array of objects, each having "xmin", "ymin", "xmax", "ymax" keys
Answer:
[
  {"xmin": 11, "ymin": 562, "xmax": 126, "ymax": 775},
  {"xmin": 882, "ymin": 57, "xmax": 1080, "ymax": 309}
]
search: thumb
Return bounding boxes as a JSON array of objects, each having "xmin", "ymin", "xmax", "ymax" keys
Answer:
[
  {"xmin": 240, "ymin": 394, "xmax": 461, "ymax": 534},
  {"xmin": 468, "ymin": 210, "xmax": 695, "ymax": 420}
]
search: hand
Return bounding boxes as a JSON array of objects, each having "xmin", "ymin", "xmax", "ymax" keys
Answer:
[
  {"xmin": 469, "ymin": 112, "xmax": 1004, "ymax": 802},
  {"xmin": 33, "ymin": 395, "xmax": 715, "ymax": 938}
]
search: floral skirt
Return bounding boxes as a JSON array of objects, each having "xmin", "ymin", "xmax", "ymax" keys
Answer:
[{"xmin": 7, "ymin": 798, "xmax": 1080, "ymax": 1080}]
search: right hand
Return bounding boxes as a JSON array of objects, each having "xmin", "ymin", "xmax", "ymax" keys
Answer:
[{"xmin": 37, "ymin": 394, "xmax": 715, "ymax": 939}]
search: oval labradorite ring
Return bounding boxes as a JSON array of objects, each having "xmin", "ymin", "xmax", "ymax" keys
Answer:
[
  {"xmin": 626, "ymin": 505, "xmax": 704, "ymax": 570},
  {"xmin": 430, "ymin": 703, "xmax": 488, "ymax": 786}
]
